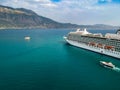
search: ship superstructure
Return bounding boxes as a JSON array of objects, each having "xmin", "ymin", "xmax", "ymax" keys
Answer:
[{"xmin": 64, "ymin": 28, "xmax": 120, "ymax": 59}]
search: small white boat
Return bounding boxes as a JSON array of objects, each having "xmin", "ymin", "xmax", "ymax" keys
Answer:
[
  {"xmin": 63, "ymin": 36, "xmax": 67, "ymax": 39},
  {"xmin": 100, "ymin": 61, "xmax": 115, "ymax": 69},
  {"xmin": 24, "ymin": 36, "xmax": 30, "ymax": 40}
]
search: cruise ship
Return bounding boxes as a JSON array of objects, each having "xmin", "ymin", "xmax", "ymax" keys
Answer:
[{"xmin": 64, "ymin": 28, "xmax": 120, "ymax": 59}]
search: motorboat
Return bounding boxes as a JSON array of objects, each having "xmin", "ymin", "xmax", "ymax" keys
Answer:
[
  {"xmin": 24, "ymin": 36, "xmax": 30, "ymax": 40},
  {"xmin": 100, "ymin": 61, "xmax": 115, "ymax": 69}
]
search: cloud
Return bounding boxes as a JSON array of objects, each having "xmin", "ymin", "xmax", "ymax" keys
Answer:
[
  {"xmin": 0, "ymin": 0, "xmax": 120, "ymax": 25},
  {"xmin": 30, "ymin": 0, "xmax": 58, "ymax": 8},
  {"xmin": 40, "ymin": 3, "xmax": 57, "ymax": 7},
  {"xmin": 14, "ymin": 0, "xmax": 18, "ymax": 3}
]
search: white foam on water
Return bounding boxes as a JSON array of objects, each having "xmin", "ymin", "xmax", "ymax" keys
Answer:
[{"xmin": 113, "ymin": 67, "xmax": 120, "ymax": 72}]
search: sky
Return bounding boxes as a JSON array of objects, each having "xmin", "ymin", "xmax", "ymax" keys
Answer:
[{"xmin": 0, "ymin": 0, "xmax": 120, "ymax": 26}]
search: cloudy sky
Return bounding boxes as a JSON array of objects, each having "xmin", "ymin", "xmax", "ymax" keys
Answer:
[{"xmin": 0, "ymin": 0, "xmax": 120, "ymax": 26}]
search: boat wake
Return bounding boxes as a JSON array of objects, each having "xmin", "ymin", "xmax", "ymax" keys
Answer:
[
  {"xmin": 113, "ymin": 67, "xmax": 120, "ymax": 72},
  {"xmin": 99, "ymin": 61, "xmax": 120, "ymax": 72}
]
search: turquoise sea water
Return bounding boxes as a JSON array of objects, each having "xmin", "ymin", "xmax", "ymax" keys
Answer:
[{"xmin": 0, "ymin": 29, "xmax": 120, "ymax": 90}]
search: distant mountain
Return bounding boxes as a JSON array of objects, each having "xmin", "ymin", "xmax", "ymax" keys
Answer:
[
  {"xmin": 0, "ymin": 5, "xmax": 79, "ymax": 29},
  {"xmin": 88, "ymin": 24, "xmax": 119, "ymax": 30},
  {"xmin": 0, "ymin": 5, "xmax": 119, "ymax": 29}
]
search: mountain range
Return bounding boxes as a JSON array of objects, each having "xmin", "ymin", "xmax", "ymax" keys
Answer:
[{"xmin": 0, "ymin": 5, "xmax": 119, "ymax": 30}]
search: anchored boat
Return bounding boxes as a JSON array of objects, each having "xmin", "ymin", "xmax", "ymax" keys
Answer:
[{"xmin": 24, "ymin": 36, "xmax": 30, "ymax": 40}]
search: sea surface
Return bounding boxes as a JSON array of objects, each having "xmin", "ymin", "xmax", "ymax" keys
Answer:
[{"xmin": 0, "ymin": 29, "xmax": 120, "ymax": 90}]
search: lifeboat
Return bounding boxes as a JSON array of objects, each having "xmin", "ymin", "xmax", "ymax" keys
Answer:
[
  {"xmin": 97, "ymin": 43, "xmax": 103, "ymax": 48},
  {"xmin": 89, "ymin": 42, "xmax": 96, "ymax": 46},
  {"xmin": 104, "ymin": 45, "xmax": 114, "ymax": 50}
]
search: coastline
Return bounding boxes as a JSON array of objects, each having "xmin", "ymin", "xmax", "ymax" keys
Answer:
[{"xmin": 0, "ymin": 27, "xmax": 118, "ymax": 30}]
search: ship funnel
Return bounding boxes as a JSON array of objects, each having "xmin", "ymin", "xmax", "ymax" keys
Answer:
[
  {"xmin": 84, "ymin": 28, "xmax": 87, "ymax": 32},
  {"xmin": 83, "ymin": 28, "xmax": 89, "ymax": 34},
  {"xmin": 84, "ymin": 28, "xmax": 87, "ymax": 33},
  {"xmin": 76, "ymin": 28, "xmax": 80, "ymax": 32}
]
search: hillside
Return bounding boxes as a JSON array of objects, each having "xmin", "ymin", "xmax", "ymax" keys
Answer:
[
  {"xmin": 0, "ymin": 5, "xmax": 81, "ymax": 29},
  {"xmin": 0, "ymin": 5, "xmax": 119, "ymax": 29}
]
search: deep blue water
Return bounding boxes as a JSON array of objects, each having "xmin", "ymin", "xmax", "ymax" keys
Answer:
[{"xmin": 0, "ymin": 29, "xmax": 120, "ymax": 90}]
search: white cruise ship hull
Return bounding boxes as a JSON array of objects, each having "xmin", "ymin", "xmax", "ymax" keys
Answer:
[{"xmin": 64, "ymin": 38, "xmax": 120, "ymax": 59}]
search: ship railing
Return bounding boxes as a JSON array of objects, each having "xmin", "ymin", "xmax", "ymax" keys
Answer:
[{"xmin": 105, "ymin": 49, "xmax": 120, "ymax": 55}]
